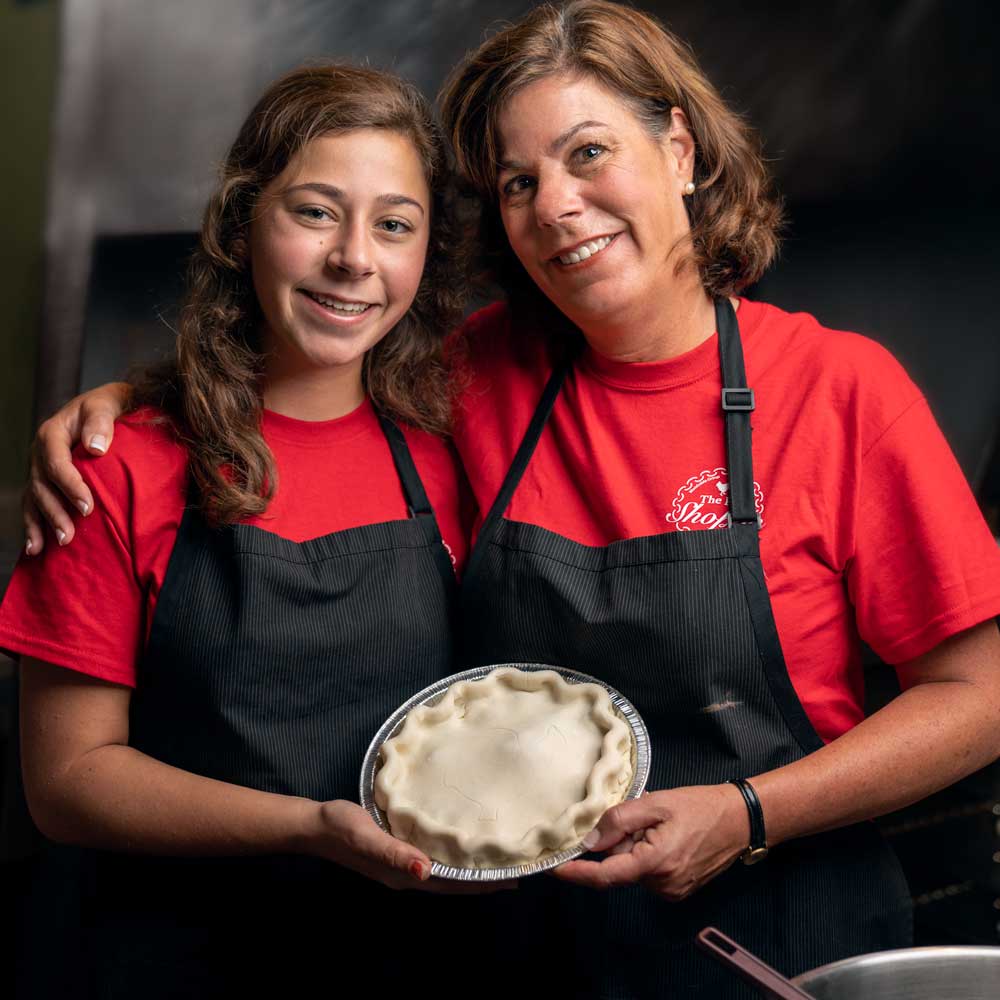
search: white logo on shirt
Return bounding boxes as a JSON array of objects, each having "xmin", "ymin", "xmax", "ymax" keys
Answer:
[
  {"xmin": 442, "ymin": 540, "xmax": 456, "ymax": 567},
  {"xmin": 664, "ymin": 467, "xmax": 765, "ymax": 531}
]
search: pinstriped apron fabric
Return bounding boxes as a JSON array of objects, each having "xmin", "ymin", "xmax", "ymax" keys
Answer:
[
  {"xmin": 87, "ymin": 415, "xmax": 459, "ymax": 999},
  {"xmin": 459, "ymin": 300, "xmax": 912, "ymax": 1000}
]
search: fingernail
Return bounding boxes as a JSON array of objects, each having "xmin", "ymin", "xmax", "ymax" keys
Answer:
[
  {"xmin": 89, "ymin": 435, "xmax": 107, "ymax": 454},
  {"xmin": 56, "ymin": 530, "xmax": 67, "ymax": 546},
  {"xmin": 408, "ymin": 860, "xmax": 427, "ymax": 881},
  {"xmin": 77, "ymin": 500, "xmax": 90, "ymax": 515},
  {"xmin": 24, "ymin": 539, "xmax": 33, "ymax": 555},
  {"xmin": 582, "ymin": 829, "xmax": 600, "ymax": 850}
]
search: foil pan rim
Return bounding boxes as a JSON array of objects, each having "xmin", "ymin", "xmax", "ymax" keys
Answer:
[{"xmin": 359, "ymin": 662, "xmax": 651, "ymax": 882}]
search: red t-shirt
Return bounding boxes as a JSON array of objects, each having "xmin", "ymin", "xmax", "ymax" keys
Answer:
[
  {"xmin": 0, "ymin": 401, "xmax": 472, "ymax": 687},
  {"xmin": 450, "ymin": 298, "xmax": 1000, "ymax": 743}
]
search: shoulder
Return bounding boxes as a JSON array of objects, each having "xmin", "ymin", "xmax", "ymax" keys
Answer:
[
  {"xmin": 447, "ymin": 302, "xmax": 511, "ymax": 380},
  {"xmin": 76, "ymin": 406, "xmax": 188, "ymax": 533},
  {"xmin": 451, "ymin": 301, "xmax": 510, "ymax": 351},
  {"xmin": 743, "ymin": 298, "xmax": 924, "ymax": 435},
  {"xmin": 79, "ymin": 406, "xmax": 186, "ymax": 479},
  {"xmin": 0, "ymin": 408, "xmax": 187, "ymax": 686},
  {"xmin": 448, "ymin": 300, "xmax": 556, "ymax": 376},
  {"xmin": 745, "ymin": 298, "xmax": 918, "ymax": 383}
]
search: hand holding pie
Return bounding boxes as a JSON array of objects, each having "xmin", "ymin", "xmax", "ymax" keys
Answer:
[{"xmin": 552, "ymin": 783, "xmax": 750, "ymax": 900}]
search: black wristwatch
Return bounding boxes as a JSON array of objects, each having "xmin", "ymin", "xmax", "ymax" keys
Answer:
[{"xmin": 730, "ymin": 778, "xmax": 768, "ymax": 865}]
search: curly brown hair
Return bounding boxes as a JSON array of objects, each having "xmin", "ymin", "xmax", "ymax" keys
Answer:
[
  {"xmin": 133, "ymin": 63, "xmax": 465, "ymax": 527},
  {"xmin": 439, "ymin": 0, "xmax": 783, "ymax": 304}
]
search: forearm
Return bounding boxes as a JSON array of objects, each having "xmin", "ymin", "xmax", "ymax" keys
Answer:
[
  {"xmin": 753, "ymin": 631, "xmax": 1000, "ymax": 846},
  {"xmin": 31, "ymin": 741, "xmax": 319, "ymax": 857},
  {"xmin": 557, "ymin": 625, "xmax": 1000, "ymax": 898}
]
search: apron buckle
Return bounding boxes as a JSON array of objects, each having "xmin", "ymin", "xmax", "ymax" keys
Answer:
[{"xmin": 721, "ymin": 387, "xmax": 755, "ymax": 411}]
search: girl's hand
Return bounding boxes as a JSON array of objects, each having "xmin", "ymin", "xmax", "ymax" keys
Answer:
[
  {"xmin": 24, "ymin": 382, "xmax": 130, "ymax": 554},
  {"xmin": 553, "ymin": 784, "xmax": 749, "ymax": 900},
  {"xmin": 304, "ymin": 799, "xmax": 517, "ymax": 895}
]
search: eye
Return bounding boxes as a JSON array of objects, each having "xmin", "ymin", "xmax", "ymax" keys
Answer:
[
  {"xmin": 501, "ymin": 175, "xmax": 536, "ymax": 198},
  {"xmin": 296, "ymin": 206, "xmax": 333, "ymax": 222},
  {"xmin": 575, "ymin": 143, "xmax": 606, "ymax": 163},
  {"xmin": 377, "ymin": 218, "xmax": 413, "ymax": 235}
]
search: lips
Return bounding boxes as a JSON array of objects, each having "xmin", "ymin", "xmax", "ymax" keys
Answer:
[
  {"xmin": 300, "ymin": 289, "xmax": 375, "ymax": 315},
  {"xmin": 551, "ymin": 233, "xmax": 618, "ymax": 266}
]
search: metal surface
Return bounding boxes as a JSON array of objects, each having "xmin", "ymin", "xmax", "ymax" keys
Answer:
[
  {"xmin": 359, "ymin": 662, "xmax": 650, "ymax": 881},
  {"xmin": 791, "ymin": 946, "xmax": 1000, "ymax": 1000}
]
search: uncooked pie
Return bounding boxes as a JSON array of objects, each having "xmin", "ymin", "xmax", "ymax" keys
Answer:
[{"xmin": 373, "ymin": 667, "xmax": 634, "ymax": 868}]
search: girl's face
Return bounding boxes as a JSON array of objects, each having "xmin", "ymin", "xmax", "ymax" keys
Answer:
[
  {"xmin": 250, "ymin": 128, "xmax": 430, "ymax": 380},
  {"xmin": 496, "ymin": 74, "xmax": 695, "ymax": 339}
]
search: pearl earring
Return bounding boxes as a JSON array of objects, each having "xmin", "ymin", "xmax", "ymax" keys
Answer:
[{"xmin": 684, "ymin": 181, "xmax": 696, "ymax": 196}]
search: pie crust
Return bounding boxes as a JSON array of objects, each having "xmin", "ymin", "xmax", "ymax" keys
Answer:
[{"xmin": 373, "ymin": 667, "xmax": 634, "ymax": 868}]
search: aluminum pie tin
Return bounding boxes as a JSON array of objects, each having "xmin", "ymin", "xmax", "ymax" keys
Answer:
[{"xmin": 359, "ymin": 662, "xmax": 650, "ymax": 882}]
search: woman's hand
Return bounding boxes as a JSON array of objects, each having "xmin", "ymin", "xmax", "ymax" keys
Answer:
[
  {"xmin": 301, "ymin": 799, "xmax": 516, "ymax": 894},
  {"xmin": 24, "ymin": 381, "xmax": 130, "ymax": 554},
  {"xmin": 553, "ymin": 784, "xmax": 749, "ymax": 900}
]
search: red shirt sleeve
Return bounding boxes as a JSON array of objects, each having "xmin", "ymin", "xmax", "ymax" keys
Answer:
[
  {"xmin": 0, "ymin": 451, "xmax": 143, "ymax": 686},
  {"xmin": 0, "ymin": 415, "xmax": 187, "ymax": 687},
  {"xmin": 848, "ymin": 395, "xmax": 1000, "ymax": 667}
]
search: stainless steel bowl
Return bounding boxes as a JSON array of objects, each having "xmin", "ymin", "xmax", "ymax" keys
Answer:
[{"xmin": 791, "ymin": 946, "xmax": 1000, "ymax": 999}]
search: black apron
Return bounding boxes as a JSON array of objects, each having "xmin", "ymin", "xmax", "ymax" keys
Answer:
[
  {"xmin": 459, "ymin": 300, "xmax": 912, "ymax": 999},
  {"xmin": 87, "ymin": 415, "xmax": 460, "ymax": 999}
]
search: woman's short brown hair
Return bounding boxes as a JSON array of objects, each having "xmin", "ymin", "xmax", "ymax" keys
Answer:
[{"xmin": 439, "ymin": 0, "xmax": 783, "ymax": 300}]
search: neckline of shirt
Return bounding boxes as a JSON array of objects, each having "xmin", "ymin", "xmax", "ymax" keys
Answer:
[
  {"xmin": 578, "ymin": 298, "xmax": 763, "ymax": 391},
  {"xmin": 261, "ymin": 397, "xmax": 380, "ymax": 448}
]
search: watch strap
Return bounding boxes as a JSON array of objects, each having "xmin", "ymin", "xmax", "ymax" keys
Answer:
[{"xmin": 730, "ymin": 778, "xmax": 768, "ymax": 865}]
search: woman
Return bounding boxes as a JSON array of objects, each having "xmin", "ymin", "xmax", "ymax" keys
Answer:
[
  {"xmin": 21, "ymin": 2, "xmax": 1000, "ymax": 997},
  {"xmin": 436, "ymin": 2, "xmax": 1000, "ymax": 994},
  {"xmin": 0, "ymin": 63, "xmax": 502, "ymax": 998}
]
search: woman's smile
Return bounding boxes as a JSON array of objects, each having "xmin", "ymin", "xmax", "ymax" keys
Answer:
[{"xmin": 550, "ymin": 232, "xmax": 620, "ymax": 267}]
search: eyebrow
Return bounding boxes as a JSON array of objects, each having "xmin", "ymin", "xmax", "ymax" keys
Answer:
[
  {"xmin": 498, "ymin": 120, "xmax": 610, "ymax": 172},
  {"xmin": 283, "ymin": 182, "xmax": 425, "ymax": 215}
]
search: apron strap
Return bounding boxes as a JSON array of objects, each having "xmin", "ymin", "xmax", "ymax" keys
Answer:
[
  {"xmin": 466, "ymin": 300, "xmax": 755, "ymax": 589},
  {"xmin": 377, "ymin": 412, "xmax": 457, "ymax": 592},
  {"xmin": 463, "ymin": 358, "xmax": 571, "ymax": 587},
  {"xmin": 717, "ymin": 298, "xmax": 759, "ymax": 528},
  {"xmin": 378, "ymin": 413, "xmax": 434, "ymax": 516}
]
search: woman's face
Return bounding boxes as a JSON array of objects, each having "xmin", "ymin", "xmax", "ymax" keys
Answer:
[
  {"xmin": 249, "ymin": 128, "xmax": 430, "ymax": 378},
  {"xmin": 496, "ymin": 74, "xmax": 695, "ymax": 338}
]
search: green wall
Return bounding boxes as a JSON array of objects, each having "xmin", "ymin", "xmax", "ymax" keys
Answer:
[{"xmin": 0, "ymin": 0, "xmax": 58, "ymax": 516}]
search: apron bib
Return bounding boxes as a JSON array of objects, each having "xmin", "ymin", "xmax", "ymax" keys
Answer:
[
  {"xmin": 459, "ymin": 300, "xmax": 912, "ymax": 999},
  {"xmin": 88, "ymin": 415, "xmax": 459, "ymax": 999}
]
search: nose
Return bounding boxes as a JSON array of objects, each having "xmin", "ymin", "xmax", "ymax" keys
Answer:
[
  {"xmin": 533, "ymin": 167, "xmax": 583, "ymax": 228},
  {"xmin": 326, "ymin": 221, "xmax": 374, "ymax": 278}
]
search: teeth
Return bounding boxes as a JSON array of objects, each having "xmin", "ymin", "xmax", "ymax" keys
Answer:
[
  {"xmin": 308, "ymin": 292, "xmax": 369, "ymax": 313},
  {"xmin": 558, "ymin": 235, "xmax": 613, "ymax": 265}
]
